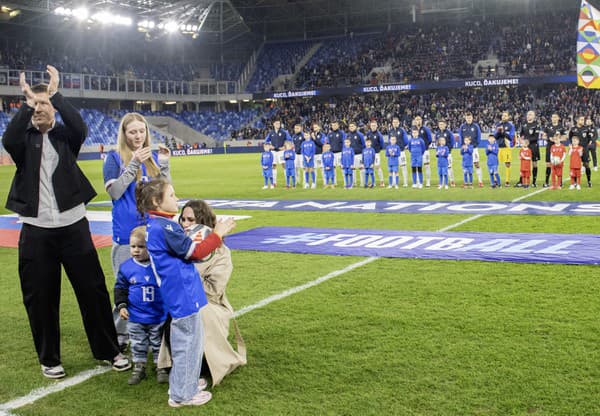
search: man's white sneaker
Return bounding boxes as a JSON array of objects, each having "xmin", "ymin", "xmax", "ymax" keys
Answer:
[
  {"xmin": 577, "ymin": 184, "xmax": 581, "ymax": 190},
  {"xmin": 262, "ymin": 186, "xmax": 268, "ymax": 190},
  {"xmin": 168, "ymin": 390, "xmax": 212, "ymax": 407},
  {"xmin": 303, "ymin": 183, "xmax": 309, "ymax": 189},
  {"xmin": 569, "ymin": 184, "xmax": 575, "ymax": 190},
  {"xmin": 444, "ymin": 185, "xmax": 449, "ymax": 189},
  {"xmin": 311, "ymin": 183, "xmax": 316, "ymax": 189},
  {"xmin": 41, "ymin": 364, "xmax": 66, "ymax": 379}
]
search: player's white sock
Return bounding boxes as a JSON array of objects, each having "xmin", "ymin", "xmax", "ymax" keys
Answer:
[
  {"xmin": 425, "ymin": 164, "xmax": 431, "ymax": 186},
  {"xmin": 322, "ymin": 169, "xmax": 326, "ymax": 185},
  {"xmin": 359, "ymin": 169, "xmax": 364, "ymax": 186},
  {"xmin": 401, "ymin": 165, "xmax": 408, "ymax": 186},
  {"xmin": 377, "ymin": 166, "xmax": 384, "ymax": 183},
  {"xmin": 476, "ymin": 167, "xmax": 483, "ymax": 184},
  {"xmin": 273, "ymin": 168, "xmax": 278, "ymax": 185},
  {"xmin": 448, "ymin": 166, "xmax": 455, "ymax": 183}
]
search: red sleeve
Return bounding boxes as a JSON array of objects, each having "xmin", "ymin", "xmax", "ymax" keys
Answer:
[{"xmin": 188, "ymin": 233, "xmax": 222, "ymax": 261}]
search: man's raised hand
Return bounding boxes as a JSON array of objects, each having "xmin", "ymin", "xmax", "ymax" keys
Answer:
[
  {"xmin": 19, "ymin": 73, "xmax": 35, "ymax": 108},
  {"xmin": 47, "ymin": 65, "xmax": 60, "ymax": 96}
]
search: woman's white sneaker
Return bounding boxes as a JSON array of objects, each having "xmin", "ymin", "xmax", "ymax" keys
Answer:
[{"xmin": 168, "ymin": 390, "xmax": 212, "ymax": 407}]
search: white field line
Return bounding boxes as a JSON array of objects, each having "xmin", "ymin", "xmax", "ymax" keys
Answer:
[
  {"xmin": 0, "ymin": 367, "xmax": 110, "ymax": 415},
  {"xmin": 234, "ymin": 256, "xmax": 378, "ymax": 318},
  {"xmin": 440, "ymin": 186, "xmax": 549, "ymax": 232},
  {"xmin": 0, "ymin": 186, "xmax": 549, "ymax": 414}
]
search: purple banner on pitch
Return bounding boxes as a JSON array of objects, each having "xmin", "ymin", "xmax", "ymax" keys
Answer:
[
  {"xmin": 199, "ymin": 199, "xmax": 600, "ymax": 216},
  {"xmin": 226, "ymin": 226, "xmax": 600, "ymax": 265}
]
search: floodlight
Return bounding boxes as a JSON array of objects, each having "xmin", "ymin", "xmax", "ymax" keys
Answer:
[
  {"xmin": 164, "ymin": 21, "xmax": 178, "ymax": 33},
  {"xmin": 72, "ymin": 7, "xmax": 89, "ymax": 20},
  {"xmin": 92, "ymin": 11, "xmax": 111, "ymax": 24}
]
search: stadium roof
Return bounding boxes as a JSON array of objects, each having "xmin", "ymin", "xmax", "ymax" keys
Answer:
[{"xmin": 0, "ymin": 0, "xmax": 581, "ymax": 42}]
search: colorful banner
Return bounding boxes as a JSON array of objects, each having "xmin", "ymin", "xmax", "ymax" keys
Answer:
[
  {"xmin": 578, "ymin": 0, "xmax": 600, "ymax": 88},
  {"xmin": 225, "ymin": 226, "xmax": 600, "ymax": 265}
]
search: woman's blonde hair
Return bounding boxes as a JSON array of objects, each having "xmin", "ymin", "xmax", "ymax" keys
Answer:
[{"xmin": 117, "ymin": 112, "xmax": 160, "ymax": 179}]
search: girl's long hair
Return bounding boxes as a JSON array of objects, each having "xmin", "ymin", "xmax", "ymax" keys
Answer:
[{"xmin": 117, "ymin": 112, "xmax": 160, "ymax": 179}]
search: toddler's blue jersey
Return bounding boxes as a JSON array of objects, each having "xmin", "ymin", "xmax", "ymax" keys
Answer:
[
  {"xmin": 322, "ymin": 151, "xmax": 335, "ymax": 169},
  {"xmin": 341, "ymin": 146, "xmax": 355, "ymax": 168},
  {"xmin": 408, "ymin": 138, "xmax": 426, "ymax": 158},
  {"xmin": 362, "ymin": 147, "xmax": 376, "ymax": 167},
  {"xmin": 486, "ymin": 142, "xmax": 499, "ymax": 166},
  {"xmin": 115, "ymin": 258, "xmax": 166, "ymax": 324},
  {"xmin": 283, "ymin": 149, "xmax": 296, "ymax": 170},
  {"xmin": 261, "ymin": 151, "xmax": 273, "ymax": 167},
  {"xmin": 103, "ymin": 150, "xmax": 158, "ymax": 245},
  {"xmin": 146, "ymin": 216, "xmax": 207, "ymax": 319},
  {"xmin": 461, "ymin": 145, "xmax": 474, "ymax": 167},
  {"xmin": 386, "ymin": 144, "xmax": 401, "ymax": 166},
  {"xmin": 436, "ymin": 146, "xmax": 449, "ymax": 168},
  {"xmin": 301, "ymin": 140, "xmax": 316, "ymax": 158}
]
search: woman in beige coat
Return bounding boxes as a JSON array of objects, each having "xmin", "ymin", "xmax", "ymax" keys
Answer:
[{"xmin": 157, "ymin": 200, "xmax": 246, "ymax": 386}]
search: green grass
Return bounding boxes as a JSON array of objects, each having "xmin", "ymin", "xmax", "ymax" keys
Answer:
[{"xmin": 0, "ymin": 152, "xmax": 599, "ymax": 415}]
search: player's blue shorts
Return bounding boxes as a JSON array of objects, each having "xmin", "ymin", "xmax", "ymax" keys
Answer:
[
  {"xmin": 364, "ymin": 167, "xmax": 374, "ymax": 175},
  {"xmin": 388, "ymin": 164, "xmax": 398, "ymax": 173},
  {"xmin": 303, "ymin": 156, "xmax": 314, "ymax": 168},
  {"xmin": 487, "ymin": 164, "xmax": 498, "ymax": 174},
  {"xmin": 411, "ymin": 157, "xmax": 423, "ymax": 168},
  {"xmin": 438, "ymin": 166, "xmax": 448, "ymax": 176},
  {"xmin": 462, "ymin": 166, "xmax": 473, "ymax": 174},
  {"xmin": 262, "ymin": 168, "xmax": 273, "ymax": 178},
  {"xmin": 285, "ymin": 167, "xmax": 296, "ymax": 177},
  {"xmin": 343, "ymin": 167, "xmax": 353, "ymax": 175}
]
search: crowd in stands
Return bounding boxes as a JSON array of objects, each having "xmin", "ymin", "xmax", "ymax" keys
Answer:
[
  {"xmin": 497, "ymin": 13, "xmax": 575, "ymax": 76},
  {"xmin": 286, "ymin": 12, "xmax": 575, "ymax": 92},
  {"xmin": 235, "ymin": 85, "xmax": 600, "ymax": 142}
]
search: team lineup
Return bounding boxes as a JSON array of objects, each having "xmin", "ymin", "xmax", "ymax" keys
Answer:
[{"xmin": 260, "ymin": 112, "xmax": 598, "ymax": 191}]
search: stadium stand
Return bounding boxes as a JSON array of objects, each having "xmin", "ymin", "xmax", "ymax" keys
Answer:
[{"xmin": 245, "ymin": 41, "xmax": 315, "ymax": 93}]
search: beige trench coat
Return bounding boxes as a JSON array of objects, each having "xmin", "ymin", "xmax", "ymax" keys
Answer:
[{"xmin": 157, "ymin": 243, "xmax": 247, "ymax": 385}]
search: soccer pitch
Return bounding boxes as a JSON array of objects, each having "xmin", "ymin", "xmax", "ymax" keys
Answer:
[{"xmin": 0, "ymin": 152, "xmax": 599, "ymax": 415}]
